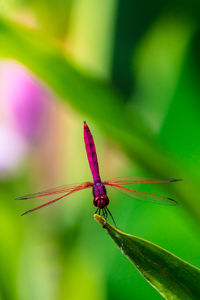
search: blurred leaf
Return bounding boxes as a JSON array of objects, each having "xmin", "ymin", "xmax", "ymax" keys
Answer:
[
  {"xmin": 28, "ymin": 0, "xmax": 73, "ymax": 40},
  {"xmin": 133, "ymin": 13, "xmax": 196, "ymax": 130},
  {"xmin": 1, "ymin": 18, "xmax": 200, "ymax": 225},
  {"xmin": 111, "ymin": 0, "xmax": 166, "ymax": 97},
  {"xmin": 65, "ymin": 0, "xmax": 117, "ymax": 78},
  {"xmin": 95, "ymin": 214, "xmax": 200, "ymax": 300}
]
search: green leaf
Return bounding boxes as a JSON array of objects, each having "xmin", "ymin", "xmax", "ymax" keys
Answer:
[{"xmin": 94, "ymin": 214, "xmax": 200, "ymax": 300}]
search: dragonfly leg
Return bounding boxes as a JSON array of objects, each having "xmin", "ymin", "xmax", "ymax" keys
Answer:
[
  {"xmin": 106, "ymin": 207, "xmax": 117, "ymax": 227},
  {"xmin": 101, "ymin": 208, "xmax": 107, "ymax": 228},
  {"xmin": 94, "ymin": 207, "xmax": 117, "ymax": 228},
  {"xmin": 104, "ymin": 208, "xmax": 108, "ymax": 220}
]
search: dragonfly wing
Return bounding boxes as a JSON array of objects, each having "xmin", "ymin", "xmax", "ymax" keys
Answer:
[
  {"xmin": 15, "ymin": 182, "xmax": 93, "ymax": 200},
  {"xmin": 15, "ymin": 181, "xmax": 93, "ymax": 216},
  {"xmin": 105, "ymin": 183, "xmax": 177, "ymax": 205},
  {"xmin": 103, "ymin": 177, "xmax": 182, "ymax": 185}
]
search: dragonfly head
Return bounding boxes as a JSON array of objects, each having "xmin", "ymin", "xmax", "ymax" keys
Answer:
[{"xmin": 93, "ymin": 195, "xmax": 109, "ymax": 209}]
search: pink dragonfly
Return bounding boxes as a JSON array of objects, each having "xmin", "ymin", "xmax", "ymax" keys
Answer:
[{"xmin": 16, "ymin": 122, "xmax": 181, "ymax": 225}]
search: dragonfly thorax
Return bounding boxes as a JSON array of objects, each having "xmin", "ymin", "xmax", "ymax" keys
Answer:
[{"xmin": 93, "ymin": 194, "xmax": 109, "ymax": 208}]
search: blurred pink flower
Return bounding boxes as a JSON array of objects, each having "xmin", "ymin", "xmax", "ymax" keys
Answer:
[
  {"xmin": 0, "ymin": 61, "xmax": 50, "ymax": 177},
  {"xmin": 0, "ymin": 124, "xmax": 27, "ymax": 177},
  {"xmin": 0, "ymin": 61, "xmax": 49, "ymax": 141}
]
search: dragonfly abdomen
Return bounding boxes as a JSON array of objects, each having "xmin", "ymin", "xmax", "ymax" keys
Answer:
[{"xmin": 84, "ymin": 122, "xmax": 101, "ymax": 183}]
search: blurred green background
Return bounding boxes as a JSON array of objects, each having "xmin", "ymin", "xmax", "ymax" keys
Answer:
[{"xmin": 0, "ymin": 0, "xmax": 200, "ymax": 299}]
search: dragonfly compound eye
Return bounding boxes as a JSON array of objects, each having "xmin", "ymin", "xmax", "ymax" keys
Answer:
[{"xmin": 93, "ymin": 195, "xmax": 109, "ymax": 208}]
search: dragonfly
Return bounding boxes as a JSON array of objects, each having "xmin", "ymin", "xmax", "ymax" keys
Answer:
[{"xmin": 16, "ymin": 121, "xmax": 181, "ymax": 225}]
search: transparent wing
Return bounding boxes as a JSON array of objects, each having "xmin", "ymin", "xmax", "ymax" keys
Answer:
[
  {"xmin": 15, "ymin": 181, "xmax": 93, "ymax": 215},
  {"xmin": 105, "ymin": 183, "xmax": 177, "ymax": 205},
  {"xmin": 15, "ymin": 182, "xmax": 93, "ymax": 200},
  {"xmin": 103, "ymin": 177, "xmax": 182, "ymax": 185}
]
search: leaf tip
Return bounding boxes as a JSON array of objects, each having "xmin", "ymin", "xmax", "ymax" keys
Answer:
[{"xmin": 94, "ymin": 214, "xmax": 108, "ymax": 228}]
